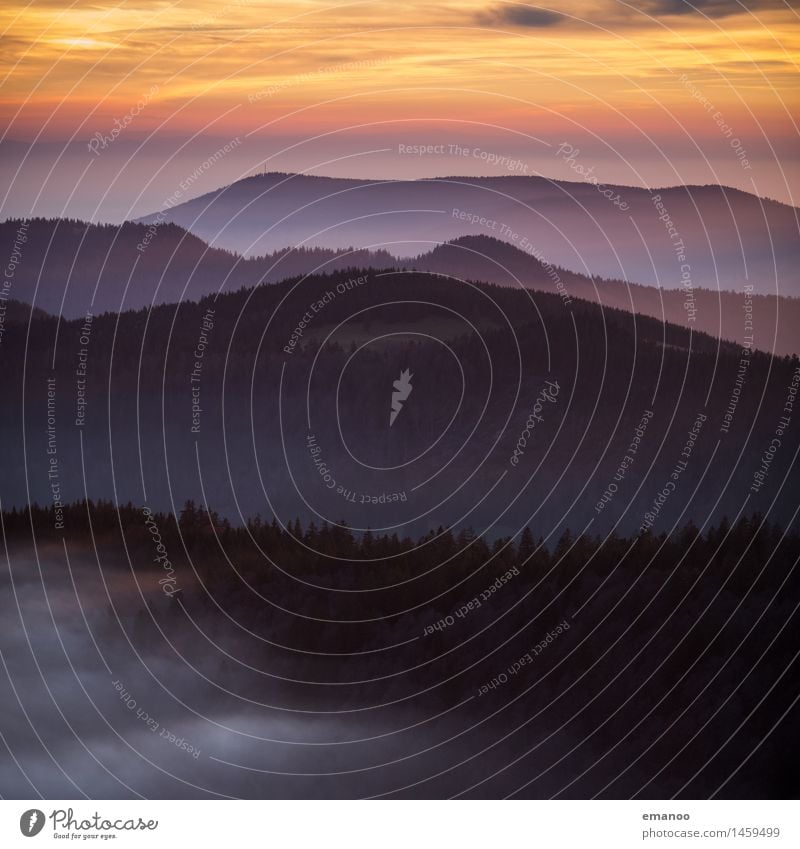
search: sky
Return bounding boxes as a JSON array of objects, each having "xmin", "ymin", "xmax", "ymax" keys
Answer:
[{"xmin": 1, "ymin": 0, "xmax": 798, "ymax": 220}]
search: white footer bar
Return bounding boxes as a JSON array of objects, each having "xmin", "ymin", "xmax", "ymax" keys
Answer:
[{"xmin": 2, "ymin": 800, "xmax": 796, "ymax": 848}]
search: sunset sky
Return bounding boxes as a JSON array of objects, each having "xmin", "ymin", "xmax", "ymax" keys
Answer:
[{"xmin": 1, "ymin": 0, "xmax": 797, "ymax": 219}]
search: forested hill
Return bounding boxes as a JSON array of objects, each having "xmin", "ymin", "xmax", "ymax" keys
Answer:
[
  {"xmin": 0, "ymin": 217, "xmax": 396, "ymax": 318},
  {"xmin": 1, "ymin": 268, "xmax": 797, "ymax": 539},
  {"xmin": 412, "ymin": 235, "xmax": 800, "ymax": 357},
  {"xmin": 3, "ymin": 220, "xmax": 796, "ymax": 356}
]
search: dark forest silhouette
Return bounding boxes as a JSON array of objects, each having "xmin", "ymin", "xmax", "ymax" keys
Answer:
[{"xmin": 4, "ymin": 499, "xmax": 799, "ymax": 798}]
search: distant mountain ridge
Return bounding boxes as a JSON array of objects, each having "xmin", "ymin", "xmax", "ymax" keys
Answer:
[
  {"xmin": 135, "ymin": 172, "xmax": 800, "ymax": 296},
  {"xmin": 415, "ymin": 235, "xmax": 800, "ymax": 357},
  {"xmin": 2, "ymin": 219, "xmax": 797, "ymax": 356},
  {"xmin": 0, "ymin": 217, "xmax": 395, "ymax": 318}
]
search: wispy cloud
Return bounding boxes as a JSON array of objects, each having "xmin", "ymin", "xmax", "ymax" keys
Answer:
[
  {"xmin": 477, "ymin": 4, "xmax": 563, "ymax": 28},
  {"xmin": 640, "ymin": 0, "xmax": 800, "ymax": 17}
]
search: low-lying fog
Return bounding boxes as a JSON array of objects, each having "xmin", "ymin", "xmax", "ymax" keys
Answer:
[{"xmin": 1, "ymin": 543, "xmax": 599, "ymax": 799}]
